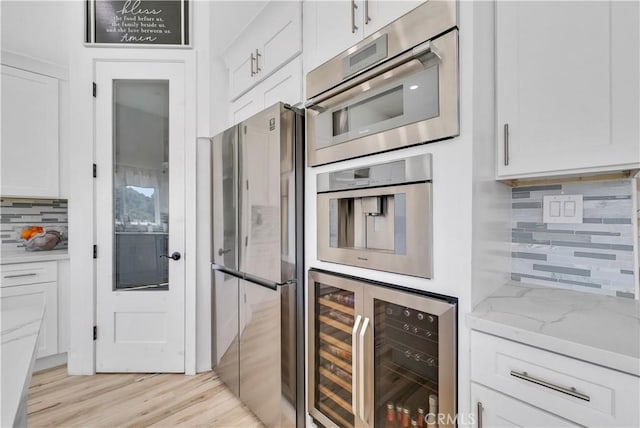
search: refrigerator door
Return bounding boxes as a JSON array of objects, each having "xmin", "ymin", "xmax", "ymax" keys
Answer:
[
  {"xmin": 212, "ymin": 126, "xmax": 239, "ymax": 270},
  {"xmin": 239, "ymin": 103, "xmax": 295, "ymax": 284},
  {"xmin": 212, "ymin": 127, "xmax": 240, "ymax": 394},
  {"xmin": 239, "ymin": 279, "xmax": 296, "ymax": 428},
  {"xmin": 213, "ymin": 270, "xmax": 240, "ymax": 396}
]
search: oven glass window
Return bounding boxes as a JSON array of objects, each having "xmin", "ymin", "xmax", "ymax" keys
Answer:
[{"xmin": 332, "ymin": 85, "xmax": 404, "ymax": 137}]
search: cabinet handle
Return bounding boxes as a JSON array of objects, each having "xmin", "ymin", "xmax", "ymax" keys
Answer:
[
  {"xmin": 358, "ymin": 316, "xmax": 370, "ymax": 423},
  {"xmin": 255, "ymin": 49, "xmax": 261, "ymax": 73},
  {"xmin": 351, "ymin": 314, "xmax": 363, "ymax": 418},
  {"xmin": 503, "ymin": 123, "xmax": 509, "ymax": 166},
  {"xmin": 4, "ymin": 273, "xmax": 38, "ymax": 278},
  {"xmin": 351, "ymin": 0, "xmax": 358, "ymax": 33},
  {"xmin": 250, "ymin": 52, "xmax": 256, "ymax": 76},
  {"xmin": 364, "ymin": 0, "xmax": 371, "ymax": 24},
  {"xmin": 477, "ymin": 401, "xmax": 483, "ymax": 428},
  {"xmin": 510, "ymin": 370, "xmax": 591, "ymax": 401}
]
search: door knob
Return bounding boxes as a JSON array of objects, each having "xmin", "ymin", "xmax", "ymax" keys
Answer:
[
  {"xmin": 160, "ymin": 251, "xmax": 181, "ymax": 261},
  {"xmin": 218, "ymin": 248, "xmax": 232, "ymax": 256}
]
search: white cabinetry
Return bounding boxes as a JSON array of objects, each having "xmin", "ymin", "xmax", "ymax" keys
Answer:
[
  {"xmin": 303, "ymin": 0, "xmax": 422, "ymax": 74},
  {"xmin": 224, "ymin": 1, "xmax": 301, "ymax": 101},
  {"xmin": 1, "ymin": 65, "xmax": 59, "ymax": 197},
  {"xmin": 496, "ymin": 1, "xmax": 640, "ymax": 179},
  {"xmin": 0, "ymin": 262, "xmax": 58, "ymax": 359},
  {"xmin": 471, "ymin": 384, "xmax": 578, "ymax": 427},
  {"xmin": 230, "ymin": 56, "xmax": 302, "ymax": 125},
  {"xmin": 470, "ymin": 331, "xmax": 640, "ymax": 427}
]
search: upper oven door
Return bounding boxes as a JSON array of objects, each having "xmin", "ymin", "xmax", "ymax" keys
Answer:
[{"xmin": 307, "ymin": 29, "xmax": 458, "ymax": 167}]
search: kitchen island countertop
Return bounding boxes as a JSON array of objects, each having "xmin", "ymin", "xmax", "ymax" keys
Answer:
[
  {"xmin": 1, "ymin": 302, "xmax": 45, "ymax": 427},
  {"xmin": 467, "ymin": 281, "xmax": 640, "ymax": 376}
]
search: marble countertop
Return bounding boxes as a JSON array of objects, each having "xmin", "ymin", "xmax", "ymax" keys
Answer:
[
  {"xmin": 467, "ymin": 281, "xmax": 640, "ymax": 377},
  {"xmin": 1, "ymin": 248, "xmax": 69, "ymax": 264},
  {"xmin": 1, "ymin": 302, "xmax": 45, "ymax": 427}
]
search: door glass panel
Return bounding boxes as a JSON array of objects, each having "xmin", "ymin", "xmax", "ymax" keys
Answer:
[
  {"xmin": 314, "ymin": 282, "xmax": 355, "ymax": 428},
  {"xmin": 332, "ymin": 85, "xmax": 404, "ymax": 137},
  {"xmin": 113, "ymin": 80, "xmax": 169, "ymax": 291},
  {"xmin": 374, "ymin": 299, "xmax": 439, "ymax": 428}
]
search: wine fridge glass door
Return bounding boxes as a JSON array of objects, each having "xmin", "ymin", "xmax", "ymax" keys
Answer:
[{"xmin": 364, "ymin": 288, "xmax": 456, "ymax": 428}]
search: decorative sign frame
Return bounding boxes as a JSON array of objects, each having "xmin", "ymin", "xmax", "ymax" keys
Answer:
[{"xmin": 85, "ymin": 0, "xmax": 190, "ymax": 46}]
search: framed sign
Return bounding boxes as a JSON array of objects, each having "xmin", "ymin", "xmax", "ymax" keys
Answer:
[{"xmin": 86, "ymin": 0, "xmax": 190, "ymax": 46}]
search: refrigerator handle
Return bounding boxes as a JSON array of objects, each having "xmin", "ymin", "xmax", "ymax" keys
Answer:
[
  {"xmin": 359, "ymin": 317, "xmax": 370, "ymax": 425},
  {"xmin": 352, "ymin": 314, "xmax": 363, "ymax": 420}
]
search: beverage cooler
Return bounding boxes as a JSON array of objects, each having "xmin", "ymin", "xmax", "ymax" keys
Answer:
[{"xmin": 308, "ymin": 269, "xmax": 457, "ymax": 428}]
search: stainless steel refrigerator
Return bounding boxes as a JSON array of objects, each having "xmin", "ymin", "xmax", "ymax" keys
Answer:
[{"xmin": 211, "ymin": 102, "xmax": 304, "ymax": 428}]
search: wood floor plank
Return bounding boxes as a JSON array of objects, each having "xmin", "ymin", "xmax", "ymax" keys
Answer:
[{"xmin": 27, "ymin": 366, "xmax": 264, "ymax": 427}]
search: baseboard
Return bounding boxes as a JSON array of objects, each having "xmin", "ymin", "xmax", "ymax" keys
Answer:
[{"xmin": 34, "ymin": 352, "xmax": 67, "ymax": 372}]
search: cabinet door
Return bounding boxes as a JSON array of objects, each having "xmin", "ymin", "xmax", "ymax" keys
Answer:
[
  {"xmin": 303, "ymin": 1, "xmax": 363, "ymax": 75},
  {"xmin": 0, "ymin": 282, "xmax": 58, "ymax": 358},
  {"xmin": 226, "ymin": 1, "xmax": 301, "ymax": 101},
  {"xmin": 308, "ymin": 270, "xmax": 365, "ymax": 428},
  {"xmin": 1, "ymin": 65, "xmax": 59, "ymax": 197},
  {"xmin": 256, "ymin": 1, "xmax": 301, "ymax": 79},
  {"xmin": 363, "ymin": 0, "xmax": 422, "ymax": 37},
  {"xmin": 496, "ymin": 1, "xmax": 640, "ymax": 178},
  {"xmin": 472, "ymin": 383, "xmax": 579, "ymax": 427},
  {"xmin": 230, "ymin": 57, "xmax": 302, "ymax": 126},
  {"xmin": 230, "ymin": 89, "xmax": 261, "ymax": 125}
]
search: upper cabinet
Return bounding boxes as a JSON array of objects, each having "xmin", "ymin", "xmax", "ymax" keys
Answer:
[
  {"xmin": 496, "ymin": 1, "xmax": 640, "ymax": 179},
  {"xmin": 230, "ymin": 56, "xmax": 302, "ymax": 125},
  {"xmin": 224, "ymin": 1, "xmax": 302, "ymax": 101},
  {"xmin": 303, "ymin": 0, "xmax": 423, "ymax": 75},
  {"xmin": 1, "ymin": 65, "xmax": 60, "ymax": 198}
]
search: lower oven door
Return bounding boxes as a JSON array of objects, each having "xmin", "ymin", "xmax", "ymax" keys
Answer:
[
  {"xmin": 317, "ymin": 182, "xmax": 433, "ymax": 279},
  {"xmin": 306, "ymin": 29, "xmax": 458, "ymax": 166}
]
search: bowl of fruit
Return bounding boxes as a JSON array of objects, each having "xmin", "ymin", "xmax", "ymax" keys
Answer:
[{"xmin": 20, "ymin": 226, "xmax": 62, "ymax": 251}]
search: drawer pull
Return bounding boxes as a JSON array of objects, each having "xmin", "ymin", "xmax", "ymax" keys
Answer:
[
  {"xmin": 4, "ymin": 273, "xmax": 38, "ymax": 279},
  {"xmin": 510, "ymin": 370, "xmax": 590, "ymax": 402}
]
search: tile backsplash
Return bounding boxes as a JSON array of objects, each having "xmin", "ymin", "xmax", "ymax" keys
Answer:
[
  {"xmin": 511, "ymin": 179, "xmax": 637, "ymax": 299},
  {"xmin": 1, "ymin": 198, "xmax": 68, "ymax": 252}
]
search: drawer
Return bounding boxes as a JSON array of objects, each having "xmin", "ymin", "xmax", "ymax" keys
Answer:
[
  {"xmin": 471, "ymin": 331, "xmax": 640, "ymax": 427},
  {"xmin": 0, "ymin": 261, "xmax": 57, "ymax": 287},
  {"xmin": 471, "ymin": 383, "xmax": 579, "ymax": 427}
]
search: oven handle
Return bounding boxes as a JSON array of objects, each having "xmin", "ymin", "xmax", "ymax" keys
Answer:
[{"xmin": 305, "ymin": 40, "xmax": 440, "ymax": 110}]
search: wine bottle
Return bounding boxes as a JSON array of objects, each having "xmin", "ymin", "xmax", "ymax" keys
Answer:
[
  {"xmin": 417, "ymin": 407, "xmax": 425, "ymax": 428},
  {"xmin": 385, "ymin": 402, "xmax": 396, "ymax": 428},
  {"xmin": 426, "ymin": 394, "xmax": 438, "ymax": 428},
  {"xmin": 401, "ymin": 408, "xmax": 411, "ymax": 428}
]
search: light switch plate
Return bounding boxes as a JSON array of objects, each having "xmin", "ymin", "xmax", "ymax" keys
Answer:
[{"xmin": 543, "ymin": 194, "xmax": 583, "ymax": 224}]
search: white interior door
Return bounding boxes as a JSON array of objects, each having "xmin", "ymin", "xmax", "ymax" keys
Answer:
[{"xmin": 95, "ymin": 61, "xmax": 185, "ymax": 372}]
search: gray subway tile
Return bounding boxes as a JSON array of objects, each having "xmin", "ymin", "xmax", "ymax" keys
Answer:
[
  {"xmin": 616, "ymin": 291, "xmax": 635, "ymax": 299},
  {"xmin": 512, "ymin": 192, "xmax": 531, "ymax": 199},
  {"xmin": 620, "ymin": 269, "xmax": 635, "ymax": 275},
  {"xmin": 512, "ymin": 185, "xmax": 562, "ymax": 192},
  {"xmin": 550, "ymin": 241, "xmax": 612, "ymax": 250},
  {"xmin": 583, "ymin": 195, "xmax": 631, "ymax": 200},
  {"xmin": 513, "ymin": 202, "xmax": 542, "ymax": 209},
  {"xmin": 512, "ymin": 252, "xmax": 547, "ymax": 261},
  {"xmin": 611, "ymin": 244, "xmax": 634, "ymax": 251},
  {"xmin": 558, "ymin": 279, "xmax": 601, "ymax": 288},
  {"xmin": 574, "ymin": 251, "xmax": 616, "ymax": 260},
  {"xmin": 516, "ymin": 222, "xmax": 547, "ymax": 230},
  {"xmin": 603, "ymin": 218, "xmax": 632, "ymax": 225},
  {"xmin": 11, "ymin": 203, "xmax": 33, "ymax": 208},
  {"xmin": 575, "ymin": 231, "xmax": 621, "ymax": 236},
  {"xmin": 583, "ymin": 218, "xmax": 603, "ymax": 224},
  {"xmin": 533, "ymin": 264, "xmax": 591, "ymax": 277},
  {"xmin": 510, "ymin": 273, "xmax": 522, "ymax": 281}
]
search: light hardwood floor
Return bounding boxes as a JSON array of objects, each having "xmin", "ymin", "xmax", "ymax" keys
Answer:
[{"xmin": 28, "ymin": 366, "xmax": 264, "ymax": 427}]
